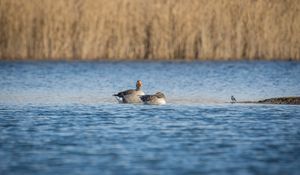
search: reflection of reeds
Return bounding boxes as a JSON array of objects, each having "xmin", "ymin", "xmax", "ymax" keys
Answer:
[{"xmin": 0, "ymin": 0, "xmax": 299, "ymax": 60}]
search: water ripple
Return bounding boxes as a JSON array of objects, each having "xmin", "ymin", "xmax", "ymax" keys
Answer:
[{"xmin": 1, "ymin": 61, "xmax": 300, "ymax": 174}]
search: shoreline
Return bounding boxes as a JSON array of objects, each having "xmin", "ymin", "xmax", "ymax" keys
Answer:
[{"xmin": 239, "ymin": 97, "xmax": 300, "ymax": 105}]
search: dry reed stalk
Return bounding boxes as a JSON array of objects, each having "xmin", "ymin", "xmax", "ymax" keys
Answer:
[{"xmin": 0, "ymin": 0, "xmax": 299, "ymax": 60}]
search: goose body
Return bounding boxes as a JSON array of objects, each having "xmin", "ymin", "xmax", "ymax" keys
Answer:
[
  {"xmin": 140, "ymin": 92, "xmax": 166, "ymax": 105},
  {"xmin": 113, "ymin": 80, "xmax": 145, "ymax": 103}
]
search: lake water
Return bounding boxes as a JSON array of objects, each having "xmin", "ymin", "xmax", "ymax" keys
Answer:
[{"xmin": 0, "ymin": 61, "xmax": 300, "ymax": 175}]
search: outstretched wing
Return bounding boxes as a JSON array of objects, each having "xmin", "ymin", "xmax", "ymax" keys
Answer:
[{"xmin": 113, "ymin": 89, "xmax": 135, "ymax": 97}]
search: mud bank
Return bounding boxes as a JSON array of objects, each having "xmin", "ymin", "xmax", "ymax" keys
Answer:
[
  {"xmin": 238, "ymin": 97, "xmax": 300, "ymax": 105},
  {"xmin": 257, "ymin": 97, "xmax": 300, "ymax": 105}
]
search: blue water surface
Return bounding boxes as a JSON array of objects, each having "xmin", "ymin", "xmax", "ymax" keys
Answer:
[{"xmin": 0, "ymin": 61, "xmax": 300, "ymax": 175}]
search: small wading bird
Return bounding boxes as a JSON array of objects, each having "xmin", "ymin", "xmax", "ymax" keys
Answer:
[
  {"xmin": 231, "ymin": 95, "xmax": 237, "ymax": 103},
  {"xmin": 113, "ymin": 80, "xmax": 145, "ymax": 103},
  {"xmin": 140, "ymin": 92, "xmax": 166, "ymax": 105}
]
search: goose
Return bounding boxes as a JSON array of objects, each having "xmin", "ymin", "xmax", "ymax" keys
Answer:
[
  {"xmin": 113, "ymin": 80, "xmax": 145, "ymax": 103},
  {"xmin": 140, "ymin": 92, "xmax": 166, "ymax": 105}
]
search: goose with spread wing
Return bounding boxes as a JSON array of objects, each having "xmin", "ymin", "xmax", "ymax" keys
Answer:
[{"xmin": 113, "ymin": 80, "xmax": 145, "ymax": 103}]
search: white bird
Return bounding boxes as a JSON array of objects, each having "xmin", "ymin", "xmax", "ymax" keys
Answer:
[
  {"xmin": 231, "ymin": 95, "xmax": 237, "ymax": 103},
  {"xmin": 113, "ymin": 80, "xmax": 145, "ymax": 103},
  {"xmin": 140, "ymin": 92, "xmax": 166, "ymax": 105}
]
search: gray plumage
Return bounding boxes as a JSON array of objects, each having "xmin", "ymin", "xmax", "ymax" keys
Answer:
[
  {"xmin": 113, "ymin": 80, "xmax": 144, "ymax": 103},
  {"xmin": 140, "ymin": 92, "xmax": 166, "ymax": 105}
]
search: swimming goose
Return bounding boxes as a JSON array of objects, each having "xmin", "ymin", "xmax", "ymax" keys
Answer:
[
  {"xmin": 113, "ymin": 80, "xmax": 145, "ymax": 103},
  {"xmin": 140, "ymin": 92, "xmax": 166, "ymax": 105}
]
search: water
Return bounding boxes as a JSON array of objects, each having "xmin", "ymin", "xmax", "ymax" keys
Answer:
[{"xmin": 0, "ymin": 61, "xmax": 300, "ymax": 175}]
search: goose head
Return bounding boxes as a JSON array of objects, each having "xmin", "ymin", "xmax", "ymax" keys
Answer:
[{"xmin": 136, "ymin": 80, "xmax": 143, "ymax": 90}]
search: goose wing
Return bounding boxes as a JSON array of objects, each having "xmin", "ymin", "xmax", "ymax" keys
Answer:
[{"xmin": 113, "ymin": 89, "xmax": 135, "ymax": 97}]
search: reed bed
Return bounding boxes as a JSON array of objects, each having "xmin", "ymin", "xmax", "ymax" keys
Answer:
[{"xmin": 0, "ymin": 0, "xmax": 299, "ymax": 60}]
